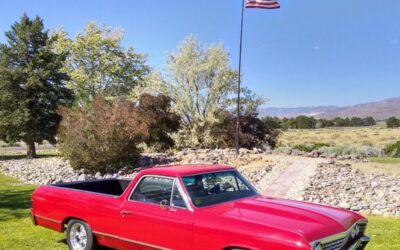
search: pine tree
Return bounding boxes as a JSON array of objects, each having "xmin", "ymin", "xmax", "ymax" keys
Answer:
[{"xmin": 0, "ymin": 14, "xmax": 73, "ymax": 158}]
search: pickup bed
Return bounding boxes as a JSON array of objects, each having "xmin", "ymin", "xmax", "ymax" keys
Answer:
[{"xmin": 32, "ymin": 164, "xmax": 370, "ymax": 250}]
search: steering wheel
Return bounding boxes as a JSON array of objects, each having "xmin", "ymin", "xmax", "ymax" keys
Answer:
[{"xmin": 222, "ymin": 182, "xmax": 236, "ymax": 192}]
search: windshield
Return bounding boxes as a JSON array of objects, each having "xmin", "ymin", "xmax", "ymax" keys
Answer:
[{"xmin": 181, "ymin": 170, "xmax": 258, "ymax": 207}]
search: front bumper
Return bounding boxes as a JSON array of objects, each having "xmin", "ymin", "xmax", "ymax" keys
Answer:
[{"xmin": 348, "ymin": 236, "xmax": 370, "ymax": 250}]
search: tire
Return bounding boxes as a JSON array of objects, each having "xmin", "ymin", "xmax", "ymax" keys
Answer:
[{"xmin": 66, "ymin": 219, "xmax": 97, "ymax": 250}]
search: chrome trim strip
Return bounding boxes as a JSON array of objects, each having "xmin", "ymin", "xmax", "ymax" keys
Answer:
[
  {"xmin": 310, "ymin": 219, "xmax": 368, "ymax": 247},
  {"xmin": 33, "ymin": 214, "xmax": 62, "ymax": 224},
  {"xmin": 93, "ymin": 231, "xmax": 171, "ymax": 250}
]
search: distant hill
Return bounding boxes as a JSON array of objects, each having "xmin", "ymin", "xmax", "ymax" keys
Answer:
[
  {"xmin": 258, "ymin": 106, "xmax": 340, "ymax": 118},
  {"xmin": 259, "ymin": 97, "xmax": 400, "ymax": 120}
]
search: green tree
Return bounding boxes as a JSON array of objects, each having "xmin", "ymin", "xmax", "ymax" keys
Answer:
[
  {"xmin": 350, "ymin": 117, "xmax": 364, "ymax": 127},
  {"xmin": 334, "ymin": 117, "xmax": 350, "ymax": 127},
  {"xmin": 295, "ymin": 116, "xmax": 316, "ymax": 129},
  {"xmin": 317, "ymin": 119, "xmax": 334, "ymax": 128},
  {"xmin": 0, "ymin": 15, "xmax": 73, "ymax": 158},
  {"xmin": 55, "ymin": 22, "xmax": 149, "ymax": 104},
  {"xmin": 137, "ymin": 36, "xmax": 262, "ymax": 147},
  {"xmin": 261, "ymin": 116, "xmax": 282, "ymax": 129},
  {"xmin": 386, "ymin": 117, "xmax": 400, "ymax": 128},
  {"xmin": 362, "ymin": 116, "xmax": 376, "ymax": 126}
]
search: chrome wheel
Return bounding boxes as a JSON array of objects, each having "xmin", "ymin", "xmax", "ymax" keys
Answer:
[{"xmin": 69, "ymin": 223, "xmax": 88, "ymax": 250}]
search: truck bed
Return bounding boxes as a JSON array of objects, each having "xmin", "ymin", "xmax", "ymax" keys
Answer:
[{"xmin": 53, "ymin": 178, "xmax": 132, "ymax": 196}]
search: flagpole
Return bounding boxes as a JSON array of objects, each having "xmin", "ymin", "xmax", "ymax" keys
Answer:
[{"xmin": 236, "ymin": 0, "xmax": 245, "ymax": 155}]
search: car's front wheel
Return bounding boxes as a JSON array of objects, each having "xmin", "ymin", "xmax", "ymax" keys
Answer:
[{"xmin": 66, "ymin": 219, "xmax": 96, "ymax": 250}]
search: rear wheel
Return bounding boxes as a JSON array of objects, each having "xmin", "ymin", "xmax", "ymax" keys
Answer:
[{"xmin": 66, "ymin": 219, "xmax": 96, "ymax": 250}]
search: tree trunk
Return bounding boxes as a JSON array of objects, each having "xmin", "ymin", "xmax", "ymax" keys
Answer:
[{"xmin": 26, "ymin": 140, "xmax": 37, "ymax": 158}]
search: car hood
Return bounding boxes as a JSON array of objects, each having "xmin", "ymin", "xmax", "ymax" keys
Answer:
[{"xmin": 201, "ymin": 195, "xmax": 364, "ymax": 242}]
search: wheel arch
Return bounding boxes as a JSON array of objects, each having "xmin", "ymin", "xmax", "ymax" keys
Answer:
[{"xmin": 62, "ymin": 216, "xmax": 88, "ymax": 232}]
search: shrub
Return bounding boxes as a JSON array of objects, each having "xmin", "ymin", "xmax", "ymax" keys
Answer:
[
  {"xmin": 211, "ymin": 111, "xmax": 280, "ymax": 149},
  {"xmin": 384, "ymin": 141, "xmax": 400, "ymax": 157},
  {"xmin": 136, "ymin": 94, "xmax": 180, "ymax": 151},
  {"xmin": 58, "ymin": 96, "xmax": 148, "ymax": 173},
  {"xmin": 386, "ymin": 117, "xmax": 400, "ymax": 128},
  {"xmin": 318, "ymin": 145, "xmax": 382, "ymax": 157},
  {"xmin": 293, "ymin": 143, "xmax": 330, "ymax": 152}
]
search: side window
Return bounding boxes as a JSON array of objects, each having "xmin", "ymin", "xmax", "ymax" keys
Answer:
[
  {"xmin": 171, "ymin": 182, "xmax": 186, "ymax": 208},
  {"xmin": 130, "ymin": 176, "xmax": 173, "ymax": 205}
]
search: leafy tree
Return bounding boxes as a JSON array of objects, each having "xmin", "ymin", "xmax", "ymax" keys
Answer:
[
  {"xmin": 350, "ymin": 117, "xmax": 364, "ymax": 127},
  {"xmin": 316, "ymin": 119, "xmax": 335, "ymax": 128},
  {"xmin": 58, "ymin": 96, "xmax": 147, "ymax": 173},
  {"xmin": 386, "ymin": 117, "xmax": 400, "ymax": 128},
  {"xmin": 261, "ymin": 116, "xmax": 282, "ymax": 129},
  {"xmin": 137, "ymin": 36, "xmax": 262, "ymax": 147},
  {"xmin": 334, "ymin": 117, "xmax": 350, "ymax": 127},
  {"xmin": 0, "ymin": 15, "xmax": 73, "ymax": 158},
  {"xmin": 295, "ymin": 116, "xmax": 316, "ymax": 129},
  {"xmin": 55, "ymin": 22, "xmax": 149, "ymax": 104},
  {"xmin": 279, "ymin": 117, "xmax": 297, "ymax": 129},
  {"xmin": 362, "ymin": 116, "xmax": 376, "ymax": 126},
  {"xmin": 135, "ymin": 94, "xmax": 180, "ymax": 151}
]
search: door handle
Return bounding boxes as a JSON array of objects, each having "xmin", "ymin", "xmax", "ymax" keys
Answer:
[{"xmin": 121, "ymin": 210, "xmax": 133, "ymax": 216}]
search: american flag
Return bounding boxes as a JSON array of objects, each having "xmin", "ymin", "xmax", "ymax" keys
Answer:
[{"xmin": 245, "ymin": 0, "xmax": 280, "ymax": 9}]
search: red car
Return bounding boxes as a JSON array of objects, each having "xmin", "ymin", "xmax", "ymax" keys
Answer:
[{"xmin": 31, "ymin": 164, "xmax": 370, "ymax": 250}]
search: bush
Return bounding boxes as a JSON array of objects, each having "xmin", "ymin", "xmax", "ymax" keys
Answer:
[
  {"xmin": 318, "ymin": 145, "xmax": 382, "ymax": 157},
  {"xmin": 386, "ymin": 117, "xmax": 400, "ymax": 128},
  {"xmin": 136, "ymin": 94, "xmax": 180, "ymax": 151},
  {"xmin": 211, "ymin": 111, "xmax": 280, "ymax": 149},
  {"xmin": 292, "ymin": 143, "xmax": 330, "ymax": 152},
  {"xmin": 58, "ymin": 96, "xmax": 148, "ymax": 173},
  {"xmin": 384, "ymin": 141, "xmax": 400, "ymax": 157}
]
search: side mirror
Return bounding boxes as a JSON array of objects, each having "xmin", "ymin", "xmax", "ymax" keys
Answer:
[{"xmin": 160, "ymin": 199, "xmax": 169, "ymax": 209}]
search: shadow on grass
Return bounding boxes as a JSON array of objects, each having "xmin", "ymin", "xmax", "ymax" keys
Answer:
[{"xmin": 0, "ymin": 187, "xmax": 34, "ymax": 221}]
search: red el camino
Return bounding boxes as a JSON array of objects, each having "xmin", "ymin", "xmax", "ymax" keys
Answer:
[{"xmin": 31, "ymin": 164, "xmax": 370, "ymax": 250}]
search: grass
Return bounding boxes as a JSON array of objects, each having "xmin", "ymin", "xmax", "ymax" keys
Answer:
[
  {"xmin": 0, "ymin": 174, "xmax": 66, "ymax": 250},
  {"xmin": 369, "ymin": 157, "xmax": 400, "ymax": 164},
  {"xmin": 0, "ymin": 173, "xmax": 399, "ymax": 249},
  {"xmin": 279, "ymin": 127, "xmax": 400, "ymax": 148},
  {"xmin": 366, "ymin": 216, "xmax": 400, "ymax": 249}
]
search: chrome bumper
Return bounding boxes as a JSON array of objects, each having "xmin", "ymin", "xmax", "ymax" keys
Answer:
[{"xmin": 348, "ymin": 236, "xmax": 370, "ymax": 250}]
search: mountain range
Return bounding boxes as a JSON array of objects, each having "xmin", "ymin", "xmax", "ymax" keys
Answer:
[{"xmin": 258, "ymin": 97, "xmax": 400, "ymax": 120}]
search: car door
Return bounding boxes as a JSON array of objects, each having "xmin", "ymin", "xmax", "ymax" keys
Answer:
[{"xmin": 118, "ymin": 175, "xmax": 194, "ymax": 250}]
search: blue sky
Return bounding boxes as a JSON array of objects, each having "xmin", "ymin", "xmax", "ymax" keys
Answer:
[{"xmin": 1, "ymin": 0, "xmax": 399, "ymax": 107}]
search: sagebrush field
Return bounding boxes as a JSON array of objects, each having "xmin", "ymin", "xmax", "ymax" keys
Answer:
[{"xmin": 279, "ymin": 127, "xmax": 400, "ymax": 147}]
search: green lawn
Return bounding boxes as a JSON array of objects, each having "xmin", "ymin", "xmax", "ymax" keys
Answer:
[
  {"xmin": 0, "ymin": 173, "xmax": 399, "ymax": 249},
  {"xmin": 0, "ymin": 174, "xmax": 66, "ymax": 250},
  {"xmin": 369, "ymin": 157, "xmax": 400, "ymax": 164}
]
